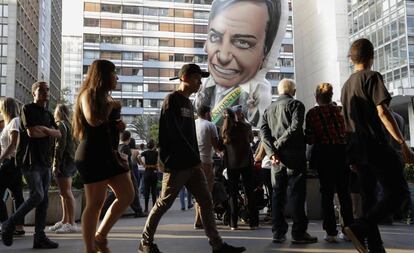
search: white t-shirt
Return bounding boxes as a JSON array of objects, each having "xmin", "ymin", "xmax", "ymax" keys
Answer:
[
  {"xmin": 195, "ymin": 118, "xmax": 218, "ymax": 164},
  {"xmin": 0, "ymin": 117, "xmax": 20, "ymax": 159}
]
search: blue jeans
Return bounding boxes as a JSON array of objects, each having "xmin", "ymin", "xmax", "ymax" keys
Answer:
[
  {"xmin": 179, "ymin": 187, "xmax": 192, "ymax": 209},
  {"xmin": 271, "ymin": 166, "xmax": 308, "ymax": 238},
  {"xmin": 10, "ymin": 165, "xmax": 51, "ymax": 237}
]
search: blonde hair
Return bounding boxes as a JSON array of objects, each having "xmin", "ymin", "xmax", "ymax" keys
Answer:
[
  {"xmin": 54, "ymin": 104, "xmax": 70, "ymax": 122},
  {"xmin": 0, "ymin": 97, "xmax": 19, "ymax": 123},
  {"xmin": 277, "ymin": 79, "xmax": 296, "ymax": 95},
  {"xmin": 315, "ymin": 83, "xmax": 333, "ymax": 105}
]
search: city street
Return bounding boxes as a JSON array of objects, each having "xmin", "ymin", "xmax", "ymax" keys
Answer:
[{"xmin": 1, "ymin": 199, "xmax": 413, "ymax": 253}]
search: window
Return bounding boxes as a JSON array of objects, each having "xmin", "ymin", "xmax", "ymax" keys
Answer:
[
  {"xmin": 84, "ymin": 18, "xmax": 99, "ymax": 27},
  {"xmin": 84, "ymin": 33, "xmax": 100, "ymax": 43},
  {"xmin": 101, "ymin": 35, "xmax": 121, "ymax": 44},
  {"xmin": 160, "ymin": 23, "xmax": 174, "ymax": 32},
  {"xmin": 123, "ymin": 37, "xmax": 143, "ymax": 45},
  {"xmin": 123, "ymin": 21, "xmax": 143, "ymax": 30},
  {"xmin": 158, "ymin": 8, "xmax": 171, "ymax": 17},
  {"xmin": 144, "ymin": 23, "xmax": 159, "ymax": 31},
  {"xmin": 84, "ymin": 2, "xmax": 100, "ymax": 12},
  {"xmin": 175, "ymin": 24, "xmax": 193, "ymax": 33},
  {"xmin": 144, "ymin": 7, "xmax": 158, "ymax": 16},
  {"xmin": 285, "ymin": 31, "xmax": 293, "ymax": 39},
  {"xmin": 121, "ymin": 67, "xmax": 141, "ymax": 76},
  {"xmin": 122, "ymin": 52, "xmax": 143, "ymax": 61},
  {"xmin": 194, "ymin": 40, "xmax": 205, "ymax": 48},
  {"xmin": 280, "ymin": 44, "xmax": 293, "ymax": 53},
  {"xmin": 195, "ymin": 25, "xmax": 207, "ymax": 34},
  {"xmin": 160, "ymin": 53, "xmax": 174, "ymax": 61},
  {"xmin": 160, "ymin": 83, "xmax": 175, "ymax": 91},
  {"xmin": 101, "ymin": 19, "xmax": 122, "ymax": 29},
  {"xmin": 194, "ymin": 11, "xmax": 209, "ymax": 19},
  {"xmin": 144, "ymin": 68, "xmax": 160, "ymax": 77},
  {"xmin": 84, "ymin": 50, "xmax": 100, "ymax": 59},
  {"xmin": 101, "ymin": 4, "xmax": 121, "ymax": 13},
  {"xmin": 159, "ymin": 38, "xmax": 174, "ymax": 47},
  {"xmin": 160, "ymin": 69, "xmax": 175, "ymax": 77},
  {"xmin": 144, "ymin": 38, "xmax": 159, "ymax": 46},
  {"xmin": 144, "ymin": 52, "xmax": 159, "ymax": 61},
  {"xmin": 101, "ymin": 51, "xmax": 122, "ymax": 60},
  {"xmin": 123, "ymin": 5, "xmax": 142, "ymax": 15}
]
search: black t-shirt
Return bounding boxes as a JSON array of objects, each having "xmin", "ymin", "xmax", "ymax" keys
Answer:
[
  {"xmin": 341, "ymin": 70, "xmax": 391, "ymax": 143},
  {"xmin": 159, "ymin": 91, "xmax": 200, "ymax": 171},
  {"xmin": 141, "ymin": 149, "xmax": 158, "ymax": 166},
  {"xmin": 16, "ymin": 103, "xmax": 57, "ymax": 169}
]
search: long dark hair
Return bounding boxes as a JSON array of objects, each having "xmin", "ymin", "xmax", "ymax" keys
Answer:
[
  {"xmin": 73, "ymin": 59, "xmax": 116, "ymax": 140},
  {"xmin": 221, "ymin": 108, "xmax": 236, "ymax": 145}
]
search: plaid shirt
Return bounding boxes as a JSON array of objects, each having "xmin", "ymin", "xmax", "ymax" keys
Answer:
[{"xmin": 305, "ymin": 104, "xmax": 346, "ymax": 145}]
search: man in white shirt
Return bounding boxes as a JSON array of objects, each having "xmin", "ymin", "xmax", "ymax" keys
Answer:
[{"xmin": 194, "ymin": 105, "xmax": 220, "ymax": 229}]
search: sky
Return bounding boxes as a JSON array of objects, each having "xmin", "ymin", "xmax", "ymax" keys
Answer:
[{"xmin": 62, "ymin": 0, "xmax": 83, "ymax": 36}]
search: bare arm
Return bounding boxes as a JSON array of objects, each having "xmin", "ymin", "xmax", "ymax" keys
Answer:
[
  {"xmin": 0, "ymin": 131, "xmax": 18, "ymax": 163},
  {"xmin": 254, "ymin": 143, "xmax": 266, "ymax": 162},
  {"xmin": 377, "ymin": 104, "xmax": 414, "ymax": 163},
  {"xmin": 27, "ymin": 126, "xmax": 61, "ymax": 138}
]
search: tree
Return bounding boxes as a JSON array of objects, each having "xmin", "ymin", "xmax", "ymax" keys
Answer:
[{"xmin": 127, "ymin": 114, "xmax": 159, "ymax": 142}]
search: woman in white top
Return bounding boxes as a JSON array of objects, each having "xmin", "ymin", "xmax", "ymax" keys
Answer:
[{"xmin": 0, "ymin": 97, "xmax": 25, "ymax": 235}]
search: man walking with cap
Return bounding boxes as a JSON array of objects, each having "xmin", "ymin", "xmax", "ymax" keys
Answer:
[{"xmin": 138, "ymin": 64, "xmax": 245, "ymax": 253}]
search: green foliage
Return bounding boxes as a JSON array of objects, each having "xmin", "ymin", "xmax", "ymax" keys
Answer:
[
  {"xmin": 405, "ymin": 164, "xmax": 414, "ymax": 182},
  {"xmin": 127, "ymin": 114, "xmax": 159, "ymax": 142}
]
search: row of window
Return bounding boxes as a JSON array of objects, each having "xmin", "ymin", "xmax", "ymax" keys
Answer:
[
  {"xmin": 84, "ymin": 18, "xmax": 208, "ymax": 33},
  {"xmin": 84, "ymin": 33, "xmax": 205, "ymax": 47},
  {"xmin": 84, "ymin": 50, "xmax": 208, "ymax": 63},
  {"xmin": 85, "ymin": 3, "xmax": 209, "ymax": 19}
]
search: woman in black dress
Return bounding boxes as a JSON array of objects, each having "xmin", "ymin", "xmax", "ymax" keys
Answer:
[
  {"xmin": 73, "ymin": 59, "xmax": 134, "ymax": 253},
  {"xmin": 221, "ymin": 107, "xmax": 258, "ymax": 230}
]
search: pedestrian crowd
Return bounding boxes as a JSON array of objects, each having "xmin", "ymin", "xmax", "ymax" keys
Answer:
[{"xmin": 0, "ymin": 38, "xmax": 413, "ymax": 253}]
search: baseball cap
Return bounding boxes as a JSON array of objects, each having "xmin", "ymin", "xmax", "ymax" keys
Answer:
[{"xmin": 169, "ymin": 63, "xmax": 210, "ymax": 81}]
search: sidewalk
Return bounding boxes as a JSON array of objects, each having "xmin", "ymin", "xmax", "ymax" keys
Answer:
[{"xmin": 1, "ymin": 199, "xmax": 413, "ymax": 253}]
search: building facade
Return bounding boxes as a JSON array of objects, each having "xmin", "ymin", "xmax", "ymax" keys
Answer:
[
  {"xmin": 348, "ymin": 0, "xmax": 414, "ymax": 143},
  {"xmin": 62, "ymin": 35, "xmax": 83, "ymax": 104},
  {"xmin": 0, "ymin": 0, "xmax": 62, "ymax": 107},
  {"xmin": 82, "ymin": 0, "xmax": 294, "ymax": 123}
]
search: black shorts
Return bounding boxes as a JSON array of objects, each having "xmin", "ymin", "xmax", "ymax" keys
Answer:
[{"xmin": 55, "ymin": 163, "xmax": 77, "ymax": 178}]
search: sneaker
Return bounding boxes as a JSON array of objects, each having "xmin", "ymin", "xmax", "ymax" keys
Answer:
[
  {"xmin": 138, "ymin": 241, "xmax": 162, "ymax": 253},
  {"xmin": 344, "ymin": 224, "xmax": 368, "ymax": 253},
  {"xmin": 230, "ymin": 226, "xmax": 237, "ymax": 231},
  {"xmin": 338, "ymin": 231, "xmax": 350, "ymax": 241},
  {"xmin": 1, "ymin": 220, "xmax": 15, "ymax": 246},
  {"xmin": 13, "ymin": 229, "xmax": 26, "ymax": 236},
  {"xmin": 188, "ymin": 204, "xmax": 194, "ymax": 209},
  {"xmin": 212, "ymin": 242, "xmax": 246, "ymax": 253},
  {"xmin": 181, "ymin": 207, "xmax": 185, "ymax": 211},
  {"xmin": 33, "ymin": 236, "xmax": 59, "ymax": 249},
  {"xmin": 324, "ymin": 234, "xmax": 338, "ymax": 243},
  {"xmin": 48, "ymin": 221, "xmax": 63, "ymax": 232},
  {"xmin": 272, "ymin": 233, "xmax": 286, "ymax": 243},
  {"xmin": 55, "ymin": 223, "xmax": 78, "ymax": 234},
  {"xmin": 291, "ymin": 232, "xmax": 318, "ymax": 244}
]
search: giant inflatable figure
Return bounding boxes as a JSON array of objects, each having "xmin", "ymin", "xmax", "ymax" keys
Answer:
[{"xmin": 195, "ymin": 0, "xmax": 289, "ymax": 127}]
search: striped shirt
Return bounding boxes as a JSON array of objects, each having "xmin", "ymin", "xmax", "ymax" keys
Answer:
[{"xmin": 305, "ymin": 104, "xmax": 346, "ymax": 145}]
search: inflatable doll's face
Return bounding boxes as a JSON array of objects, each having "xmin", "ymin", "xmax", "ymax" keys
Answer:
[{"xmin": 205, "ymin": 1, "xmax": 268, "ymax": 88}]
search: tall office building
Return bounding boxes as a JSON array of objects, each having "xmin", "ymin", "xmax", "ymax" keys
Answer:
[
  {"xmin": 62, "ymin": 35, "xmax": 83, "ymax": 104},
  {"xmin": 0, "ymin": 0, "xmax": 62, "ymax": 106},
  {"xmin": 82, "ymin": 0, "xmax": 294, "ymax": 123},
  {"xmin": 347, "ymin": 0, "xmax": 414, "ymax": 143}
]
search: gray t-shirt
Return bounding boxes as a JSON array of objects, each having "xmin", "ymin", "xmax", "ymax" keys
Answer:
[{"xmin": 195, "ymin": 118, "xmax": 218, "ymax": 164}]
